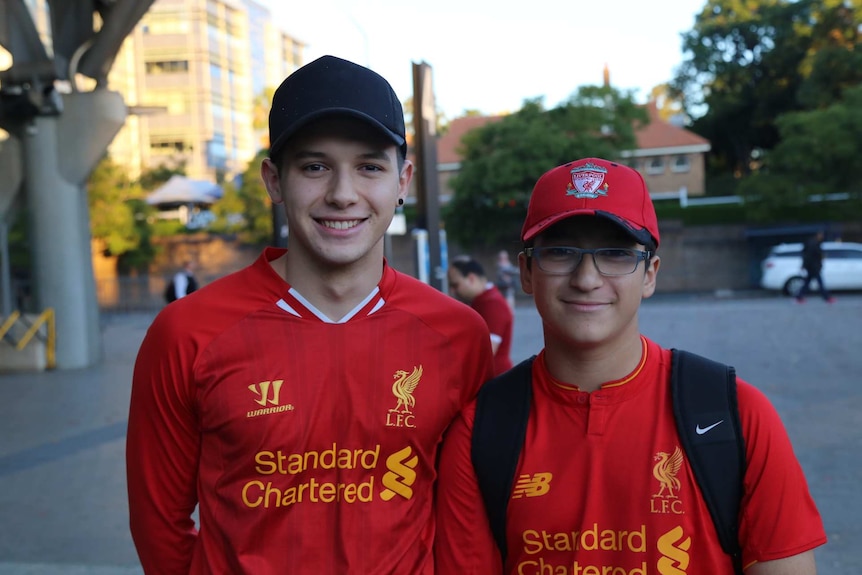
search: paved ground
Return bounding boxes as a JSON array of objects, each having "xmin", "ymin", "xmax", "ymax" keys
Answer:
[{"xmin": 1, "ymin": 293, "xmax": 860, "ymax": 574}]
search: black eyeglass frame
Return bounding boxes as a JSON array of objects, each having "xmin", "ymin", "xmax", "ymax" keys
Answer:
[{"xmin": 523, "ymin": 246, "xmax": 652, "ymax": 276}]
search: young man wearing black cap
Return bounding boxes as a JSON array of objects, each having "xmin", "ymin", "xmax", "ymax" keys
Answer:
[
  {"xmin": 434, "ymin": 158, "xmax": 826, "ymax": 574},
  {"xmin": 127, "ymin": 55, "xmax": 493, "ymax": 574}
]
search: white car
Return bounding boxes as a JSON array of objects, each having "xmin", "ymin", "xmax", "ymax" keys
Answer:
[{"xmin": 760, "ymin": 241, "xmax": 862, "ymax": 295}]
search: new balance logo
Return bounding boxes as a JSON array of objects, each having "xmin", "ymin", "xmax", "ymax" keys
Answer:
[
  {"xmin": 511, "ymin": 473, "xmax": 552, "ymax": 498},
  {"xmin": 247, "ymin": 380, "xmax": 294, "ymax": 418}
]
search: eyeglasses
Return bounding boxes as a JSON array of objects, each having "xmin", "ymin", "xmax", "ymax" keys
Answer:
[{"xmin": 524, "ymin": 247, "xmax": 651, "ymax": 276}]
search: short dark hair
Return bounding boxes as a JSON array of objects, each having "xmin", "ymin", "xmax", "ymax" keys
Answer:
[{"xmin": 450, "ymin": 256, "xmax": 485, "ymax": 279}]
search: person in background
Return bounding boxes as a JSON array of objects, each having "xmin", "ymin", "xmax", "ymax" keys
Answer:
[
  {"xmin": 448, "ymin": 255, "xmax": 514, "ymax": 376},
  {"xmin": 435, "ymin": 157, "xmax": 826, "ymax": 574},
  {"xmin": 495, "ymin": 249, "xmax": 519, "ymax": 310},
  {"xmin": 172, "ymin": 260, "xmax": 198, "ymax": 300},
  {"xmin": 127, "ymin": 55, "xmax": 494, "ymax": 575},
  {"xmin": 796, "ymin": 230, "xmax": 834, "ymax": 303}
]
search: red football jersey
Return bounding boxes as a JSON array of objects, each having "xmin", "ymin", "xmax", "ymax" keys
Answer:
[
  {"xmin": 127, "ymin": 248, "xmax": 494, "ymax": 574},
  {"xmin": 435, "ymin": 337, "xmax": 826, "ymax": 574},
  {"xmin": 471, "ymin": 285, "xmax": 514, "ymax": 375}
]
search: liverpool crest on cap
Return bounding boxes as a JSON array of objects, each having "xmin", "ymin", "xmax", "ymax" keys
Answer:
[{"xmin": 567, "ymin": 162, "xmax": 609, "ymax": 199}]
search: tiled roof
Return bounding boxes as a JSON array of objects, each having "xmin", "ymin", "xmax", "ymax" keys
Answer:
[
  {"xmin": 635, "ymin": 101, "xmax": 710, "ymax": 150},
  {"xmin": 435, "ymin": 104, "xmax": 708, "ymax": 165},
  {"xmin": 436, "ymin": 115, "xmax": 504, "ymax": 165}
]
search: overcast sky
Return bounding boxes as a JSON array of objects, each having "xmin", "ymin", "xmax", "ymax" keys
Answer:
[{"xmin": 264, "ymin": 0, "xmax": 707, "ymax": 118}]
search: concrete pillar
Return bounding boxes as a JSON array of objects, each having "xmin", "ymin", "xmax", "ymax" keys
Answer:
[{"xmin": 21, "ymin": 90, "xmax": 126, "ymax": 369}]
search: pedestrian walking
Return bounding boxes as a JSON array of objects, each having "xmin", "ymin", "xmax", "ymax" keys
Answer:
[{"xmin": 796, "ymin": 230, "xmax": 834, "ymax": 303}]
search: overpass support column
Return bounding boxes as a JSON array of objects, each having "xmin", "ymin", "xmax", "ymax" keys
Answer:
[{"xmin": 21, "ymin": 90, "xmax": 126, "ymax": 369}]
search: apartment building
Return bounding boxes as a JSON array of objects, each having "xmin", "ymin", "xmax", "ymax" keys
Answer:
[{"xmin": 107, "ymin": 0, "xmax": 304, "ymax": 181}]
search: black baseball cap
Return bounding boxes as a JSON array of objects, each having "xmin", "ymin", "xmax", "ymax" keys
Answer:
[{"xmin": 268, "ymin": 55, "xmax": 407, "ymax": 160}]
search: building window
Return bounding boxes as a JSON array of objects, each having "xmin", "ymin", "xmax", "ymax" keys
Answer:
[
  {"xmin": 672, "ymin": 155, "xmax": 691, "ymax": 173},
  {"xmin": 145, "ymin": 60, "xmax": 190, "ymax": 75},
  {"xmin": 646, "ymin": 157, "xmax": 665, "ymax": 175},
  {"xmin": 150, "ymin": 140, "xmax": 189, "ymax": 154}
]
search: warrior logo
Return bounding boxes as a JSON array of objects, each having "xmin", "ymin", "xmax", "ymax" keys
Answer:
[
  {"xmin": 247, "ymin": 380, "xmax": 293, "ymax": 418},
  {"xmin": 566, "ymin": 162, "xmax": 610, "ymax": 199},
  {"xmin": 387, "ymin": 365, "xmax": 422, "ymax": 428},
  {"xmin": 249, "ymin": 380, "xmax": 283, "ymax": 406}
]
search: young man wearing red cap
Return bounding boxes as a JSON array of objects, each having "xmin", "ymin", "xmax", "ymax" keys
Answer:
[
  {"xmin": 127, "ymin": 55, "xmax": 493, "ymax": 574},
  {"xmin": 435, "ymin": 158, "xmax": 826, "ymax": 574}
]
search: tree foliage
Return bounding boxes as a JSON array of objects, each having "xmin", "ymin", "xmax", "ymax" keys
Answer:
[
  {"xmin": 443, "ymin": 88, "xmax": 647, "ymax": 247},
  {"xmin": 739, "ymin": 83, "xmax": 862, "ymax": 218},
  {"xmin": 138, "ymin": 162, "xmax": 186, "ymax": 192},
  {"xmin": 672, "ymin": 0, "xmax": 862, "ymax": 176},
  {"xmin": 211, "ymin": 150, "xmax": 272, "ymax": 244},
  {"xmin": 87, "ymin": 156, "xmax": 143, "ymax": 256}
]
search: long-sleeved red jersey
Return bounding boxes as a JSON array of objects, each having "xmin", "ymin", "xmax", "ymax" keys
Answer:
[
  {"xmin": 435, "ymin": 337, "xmax": 826, "ymax": 574},
  {"xmin": 127, "ymin": 248, "xmax": 494, "ymax": 574}
]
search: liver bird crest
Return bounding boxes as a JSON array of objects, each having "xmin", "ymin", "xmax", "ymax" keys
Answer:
[
  {"xmin": 653, "ymin": 446, "xmax": 684, "ymax": 498},
  {"xmin": 391, "ymin": 365, "xmax": 422, "ymax": 413}
]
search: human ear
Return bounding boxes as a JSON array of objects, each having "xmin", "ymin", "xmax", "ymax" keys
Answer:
[
  {"xmin": 398, "ymin": 160, "xmax": 414, "ymax": 197},
  {"xmin": 261, "ymin": 158, "xmax": 284, "ymax": 204},
  {"xmin": 518, "ymin": 251, "xmax": 534, "ymax": 295},
  {"xmin": 642, "ymin": 255, "xmax": 660, "ymax": 299}
]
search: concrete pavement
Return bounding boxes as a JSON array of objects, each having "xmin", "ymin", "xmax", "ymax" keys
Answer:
[{"xmin": 1, "ymin": 294, "xmax": 860, "ymax": 574}]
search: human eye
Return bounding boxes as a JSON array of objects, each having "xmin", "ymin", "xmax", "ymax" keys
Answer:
[
  {"xmin": 301, "ymin": 162, "xmax": 327, "ymax": 173},
  {"xmin": 542, "ymin": 246, "xmax": 578, "ymax": 261},
  {"xmin": 599, "ymin": 248, "xmax": 635, "ymax": 260}
]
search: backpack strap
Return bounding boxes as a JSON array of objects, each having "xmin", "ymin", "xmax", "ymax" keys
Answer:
[
  {"xmin": 471, "ymin": 356, "xmax": 535, "ymax": 564},
  {"xmin": 671, "ymin": 349, "xmax": 746, "ymax": 575}
]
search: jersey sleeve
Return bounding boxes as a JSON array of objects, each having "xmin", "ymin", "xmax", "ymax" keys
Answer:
[
  {"xmin": 736, "ymin": 379, "xmax": 827, "ymax": 566},
  {"xmin": 435, "ymin": 401, "xmax": 503, "ymax": 574},
  {"xmin": 126, "ymin": 309, "xmax": 201, "ymax": 574}
]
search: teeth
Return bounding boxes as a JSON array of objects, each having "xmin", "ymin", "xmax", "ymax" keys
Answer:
[{"xmin": 322, "ymin": 220, "xmax": 360, "ymax": 230}]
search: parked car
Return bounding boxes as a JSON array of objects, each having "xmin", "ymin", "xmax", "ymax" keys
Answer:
[{"xmin": 760, "ymin": 241, "xmax": 862, "ymax": 295}]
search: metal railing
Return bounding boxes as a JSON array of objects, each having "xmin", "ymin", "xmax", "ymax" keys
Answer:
[{"xmin": 0, "ymin": 308, "xmax": 56, "ymax": 369}]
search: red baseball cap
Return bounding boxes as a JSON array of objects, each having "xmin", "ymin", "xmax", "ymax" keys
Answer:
[{"xmin": 521, "ymin": 158, "xmax": 660, "ymax": 249}]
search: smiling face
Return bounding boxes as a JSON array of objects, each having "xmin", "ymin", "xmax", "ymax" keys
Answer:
[
  {"xmin": 520, "ymin": 216, "xmax": 660, "ymax": 353},
  {"xmin": 261, "ymin": 116, "xmax": 412, "ymax": 277}
]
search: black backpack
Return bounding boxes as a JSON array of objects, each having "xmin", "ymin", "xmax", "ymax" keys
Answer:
[{"xmin": 471, "ymin": 349, "xmax": 745, "ymax": 574}]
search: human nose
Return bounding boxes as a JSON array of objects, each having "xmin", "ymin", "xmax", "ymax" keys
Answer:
[
  {"xmin": 325, "ymin": 171, "xmax": 359, "ymax": 207},
  {"xmin": 569, "ymin": 251, "xmax": 603, "ymax": 288}
]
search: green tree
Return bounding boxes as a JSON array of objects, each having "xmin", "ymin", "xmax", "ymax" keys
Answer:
[
  {"xmin": 740, "ymin": 83, "xmax": 862, "ymax": 218},
  {"xmin": 211, "ymin": 150, "xmax": 272, "ymax": 244},
  {"xmin": 138, "ymin": 162, "xmax": 186, "ymax": 192},
  {"xmin": 672, "ymin": 0, "xmax": 862, "ymax": 176},
  {"xmin": 443, "ymin": 88, "xmax": 647, "ymax": 247},
  {"xmin": 87, "ymin": 156, "xmax": 142, "ymax": 256}
]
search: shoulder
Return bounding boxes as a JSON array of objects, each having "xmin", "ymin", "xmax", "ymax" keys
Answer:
[
  {"xmin": 385, "ymin": 268, "xmax": 490, "ymax": 334},
  {"xmin": 154, "ymin": 253, "xmax": 285, "ymax": 339}
]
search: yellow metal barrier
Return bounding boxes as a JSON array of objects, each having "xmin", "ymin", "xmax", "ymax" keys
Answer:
[{"xmin": 0, "ymin": 308, "xmax": 56, "ymax": 369}]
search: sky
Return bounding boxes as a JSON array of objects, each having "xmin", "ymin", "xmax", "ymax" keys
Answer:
[{"xmin": 264, "ymin": 0, "xmax": 707, "ymax": 120}]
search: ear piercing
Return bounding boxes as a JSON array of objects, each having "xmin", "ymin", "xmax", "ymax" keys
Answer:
[{"xmin": 398, "ymin": 198, "xmax": 404, "ymax": 206}]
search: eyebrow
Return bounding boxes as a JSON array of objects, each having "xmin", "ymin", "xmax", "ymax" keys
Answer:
[{"xmin": 290, "ymin": 149, "xmax": 392, "ymax": 163}]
